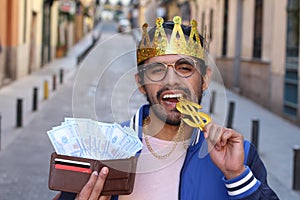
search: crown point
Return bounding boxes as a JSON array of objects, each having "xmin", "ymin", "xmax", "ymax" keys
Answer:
[
  {"xmin": 137, "ymin": 16, "xmax": 205, "ymax": 64},
  {"xmin": 142, "ymin": 23, "xmax": 148, "ymax": 32},
  {"xmin": 191, "ymin": 20, "xmax": 197, "ymax": 27},
  {"xmin": 156, "ymin": 17, "xmax": 164, "ymax": 27},
  {"xmin": 173, "ymin": 16, "xmax": 182, "ymax": 24}
]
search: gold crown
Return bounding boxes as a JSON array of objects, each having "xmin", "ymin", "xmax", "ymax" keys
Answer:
[{"xmin": 137, "ymin": 16, "xmax": 205, "ymax": 64}]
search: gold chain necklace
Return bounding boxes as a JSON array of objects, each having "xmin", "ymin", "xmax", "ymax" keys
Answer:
[{"xmin": 143, "ymin": 116, "xmax": 187, "ymax": 159}]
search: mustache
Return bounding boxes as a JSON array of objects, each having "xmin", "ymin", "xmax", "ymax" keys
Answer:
[{"xmin": 156, "ymin": 86, "xmax": 191, "ymax": 99}]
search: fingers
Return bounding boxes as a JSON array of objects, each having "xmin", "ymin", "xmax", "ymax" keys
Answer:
[
  {"xmin": 204, "ymin": 123, "xmax": 223, "ymax": 145},
  {"xmin": 204, "ymin": 123, "xmax": 241, "ymax": 150},
  {"xmin": 76, "ymin": 167, "xmax": 109, "ymax": 200},
  {"xmin": 77, "ymin": 171, "xmax": 99, "ymax": 199},
  {"xmin": 220, "ymin": 129, "xmax": 231, "ymax": 146},
  {"xmin": 89, "ymin": 167, "xmax": 109, "ymax": 199}
]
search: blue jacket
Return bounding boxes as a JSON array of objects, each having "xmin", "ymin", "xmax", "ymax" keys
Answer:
[{"xmin": 58, "ymin": 104, "xmax": 279, "ymax": 200}]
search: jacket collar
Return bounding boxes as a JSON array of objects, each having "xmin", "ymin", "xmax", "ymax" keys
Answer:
[{"xmin": 129, "ymin": 104, "xmax": 202, "ymax": 147}]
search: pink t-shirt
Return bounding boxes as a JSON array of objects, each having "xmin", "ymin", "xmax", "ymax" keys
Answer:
[{"xmin": 119, "ymin": 135, "xmax": 189, "ymax": 200}]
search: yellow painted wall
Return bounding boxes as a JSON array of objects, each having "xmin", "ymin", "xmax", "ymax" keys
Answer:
[
  {"xmin": 1, "ymin": 0, "xmax": 19, "ymax": 81},
  {"xmin": 0, "ymin": 1, "xmax": 8, "ymax": 45},
  {"xmin": 8, "ymin": 0, "xmax": 19, "ymax": 46},
  {"xmin": 16, "ymin": 0, "xmax": 44, "ymax": 78},
  {"xmin": 0, "ymin": 0, "xmax": 8, "ymax": 84},
  {"xmin": 226, "ymin": 0, "xmax": 237, "ymax": 58},
  {"xmin": 0, "ymin": 0, "xmax": 60, "ymax": 80},
  {"xmin": 241, "ymin": 0, "xmax": 255, "ymax": 59},
  {"xmin": 270, "ymin": 0, "xmax": 287, "ymax": 75},
  {"xmin": 262, "ymin": 0, "xmax": 273, "ymax": 62},
  {"xmin": 17, "ymin": 0, "xmax": 29, "ymax": 78},
  {"xmin": 51, "ymin": 1, "xmax": 59, "ymax": 60}
]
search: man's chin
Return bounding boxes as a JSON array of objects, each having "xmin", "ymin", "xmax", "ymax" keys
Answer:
[
  {"xmin": 165, "ymin": 111, "xmax": 182, "ymax": 126},
  {"xmin": 150, "ymin": 105, "xmax": 181, "ymax": 125},
  {"xmin": 165, "ymin": 119, "xmax": 181, "ymax": 126}
]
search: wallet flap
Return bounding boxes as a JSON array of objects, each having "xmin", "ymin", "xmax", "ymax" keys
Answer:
[{"xmin": 48, "ymin": 153, "xmax": 137, "ymax": 195}]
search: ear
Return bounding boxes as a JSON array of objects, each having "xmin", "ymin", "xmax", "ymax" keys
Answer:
[
  {"xmin": 202, "ymin": 67, "xmax": 211, "ymax": 91},
  {"xmin": 135, "ymin": 73, "xmax": 146, "ymax": 94}
]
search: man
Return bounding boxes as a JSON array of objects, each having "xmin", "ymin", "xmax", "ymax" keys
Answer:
[{"xmin": 56, "ymin": 16, "xmax": 279, "ymax": 200}]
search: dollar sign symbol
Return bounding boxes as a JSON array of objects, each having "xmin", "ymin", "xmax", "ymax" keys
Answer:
[{"xmin": 176, "ymin": 97, "xmax": 212, "ymax": 130}]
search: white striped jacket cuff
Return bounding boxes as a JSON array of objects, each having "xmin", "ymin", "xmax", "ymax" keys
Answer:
[{"xmin": 223, "ymin": 166, "xmax": 261, "ymax": 199}]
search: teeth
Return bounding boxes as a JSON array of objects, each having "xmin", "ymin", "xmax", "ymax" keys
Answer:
[{"xmin": 162, "ymin": 93, "xmax": 182, "ymax": 99}]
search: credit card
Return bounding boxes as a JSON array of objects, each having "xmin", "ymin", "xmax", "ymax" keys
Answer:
[{"xmin": 54, "ymin": 158, "xmax": 92, "ymax": 173}]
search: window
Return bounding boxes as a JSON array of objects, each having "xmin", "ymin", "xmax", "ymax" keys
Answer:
[
  {"xmin": 253, "ymin": 0, "xmax": 263, "ymax": 58},
  {"xmin": 283, "ymin": 0, "xmax": 299, "ymax": 117},
  {"xmin": 209, "ymin": 9, "xmax": 213, "ymax": 40},
  {"xmin": 222, "ymin": 0, "xmax": 229, "ymax": 56},
  {"xmin": 286, "ymin": 0, "xmax": 299, "ymax": 58}
]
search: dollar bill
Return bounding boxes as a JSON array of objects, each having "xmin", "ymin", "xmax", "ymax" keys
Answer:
[{"xmin": 47, "ymin": 118, "xmax": 143, "ymax": 160}]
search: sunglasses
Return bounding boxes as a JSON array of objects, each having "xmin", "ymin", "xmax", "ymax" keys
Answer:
[{"xmin": 139, "ymin": 57, "xmax": 199, "ymax": 82}]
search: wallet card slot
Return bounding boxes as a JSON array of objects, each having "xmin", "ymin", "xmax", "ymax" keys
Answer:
[
  {"xmin": 54, "ymin": 158, "xmax": 91, "ymax": 173},
  {"xmin": 54, "ymin": 158, "xmax": 91, "ymax": 167},
  {"xmin": 55, "ymin": 164, "xmax": 92, "ymax": 173}
]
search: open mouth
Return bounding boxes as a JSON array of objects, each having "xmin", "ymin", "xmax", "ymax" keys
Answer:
[{"xmin": 161, "ymin": 93, "xmax": 183, "ymax": 105}]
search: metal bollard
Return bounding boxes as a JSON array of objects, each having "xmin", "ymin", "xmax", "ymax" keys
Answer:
[
  {"xmin": 226, "ymin": 101, "xmax": 235, "ymax": 128},
  {"xmin": 44, "ymin": 80, "xmax": 49, "ymax": 100},
  {"xmin": 209, "ymin": 90, "xmax": 216, "ymax": 114},
  {"xmin": 53, "ymin": 74, "xmax": 56, "ymax": 91},
  {"xmin": 251, "ymin": 119, "xmax": 259, "ymax": 151},
  {"xmin": 59, "ymin": 69, "xmax": 64, "ymax": 84},
  {"xmin": 293, "ymin": 145, "xmax": 300, "ymax": 190},
  {"xmin": 32, "ymin": 87, "xmax": 38, "ymax": 111},
  {"xmin": 16, "ymin": 98, "xmax": 23, "ymax": 128}
]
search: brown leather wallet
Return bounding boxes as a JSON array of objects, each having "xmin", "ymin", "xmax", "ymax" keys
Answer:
[{"xmin": 48, "ymin": 152, "xmax": 137, "ymax": 195}]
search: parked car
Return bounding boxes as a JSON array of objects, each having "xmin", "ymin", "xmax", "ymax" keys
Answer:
[{"xmin": 117, "ymin": 18, "xmax": 131, "ymax": 33}]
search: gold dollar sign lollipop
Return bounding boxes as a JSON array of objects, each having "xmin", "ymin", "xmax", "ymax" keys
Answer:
[{"xmin": 176, "ymin": 97, "xmax": 212, "ymax": 130}]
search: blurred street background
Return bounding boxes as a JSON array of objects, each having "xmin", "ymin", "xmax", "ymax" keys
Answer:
[{"xmin": 0, "ymin": 0, "xmax": 300, "ymax": 199}]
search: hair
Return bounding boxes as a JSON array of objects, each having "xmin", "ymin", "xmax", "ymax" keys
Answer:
[{"xmin": 137, "ymin": 20, "xmax": 207, "ymax": 79}]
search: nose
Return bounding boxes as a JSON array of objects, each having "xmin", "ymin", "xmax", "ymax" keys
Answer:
[{"xmin": 162, "ymin": 65, "xmax": 181, "ymax": 86}]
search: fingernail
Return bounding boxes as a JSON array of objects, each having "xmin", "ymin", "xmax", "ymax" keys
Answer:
[
  {"xmin": 101, "ymin": 167, "xmax": 109, "ymax": 175},
  {"xmin": 93, "ymin": 171, "xmax": 98, "ymax": 176}
]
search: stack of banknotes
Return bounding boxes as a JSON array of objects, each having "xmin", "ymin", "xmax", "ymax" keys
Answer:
[{"xmin": 47, "ymin": 118, "xmax": 143, "ymax": 160}]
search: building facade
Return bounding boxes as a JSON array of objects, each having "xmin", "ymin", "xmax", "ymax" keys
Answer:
[
  {"xmin": 0, "ymin": 0, "xmax": 60, "ymax": 86},
  {"xmin": 189, "ymin": 0, "xmax": 300, "ymax": 125},
  {"xmin": 0, "ymin": 0, "xmax": 96, "ymax": 87}
]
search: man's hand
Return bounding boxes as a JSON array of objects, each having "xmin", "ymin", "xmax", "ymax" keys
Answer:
[
  {"xmin": 75, "ymin": 167, "xmax": 111, "ymax": 200},
  {"xmin": 204, "ymin": 123, "xmax": 246, "ymax": 180}
]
